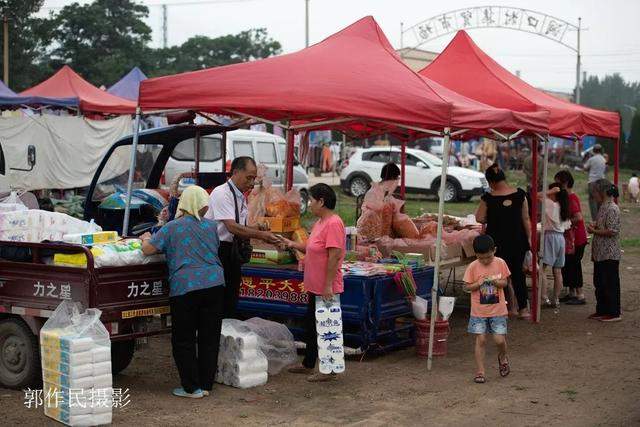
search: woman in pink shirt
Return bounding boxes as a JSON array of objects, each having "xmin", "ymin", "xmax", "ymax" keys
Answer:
[{"xmin": 280, "ymin": 184, "xmax": 345, "ymax": 382}]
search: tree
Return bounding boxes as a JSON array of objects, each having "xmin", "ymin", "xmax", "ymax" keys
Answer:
[
  {"xmin": 0, "ymin": 0, "xmax": 52, "ymax": 91},
  {"xmin": 148, "ymin": 29, "xmax": 282, "ymax": 76},
  {"xmin": 627, "ymin": 110, "xmax": 640, "ymax": 171},
  {"xmin": 46, "ymin": 0, "xmax": 153, "ymax": 87}
]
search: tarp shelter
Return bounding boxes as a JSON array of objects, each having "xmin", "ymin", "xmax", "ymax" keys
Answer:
[
  {"xmin": 1, "ymin": 115, "xmax": 132, "ymax": 190},
  {"xmin": 20, "ymin": 66, "xmax": 136, "ymax": 114},
  {"xmin": 420, "ymin": 30, "xmax": 621, "ymax": 323},
  {"xmin": 107, "ymin": 67, "xmax": 147, "ymax": 101},
  {"xmin": 0, "ymin": 77, "xmax": 76, "ymax": 108},
  {"xmin": 137, "ymin": 16, "xmax": 551, "ymax": 368}
]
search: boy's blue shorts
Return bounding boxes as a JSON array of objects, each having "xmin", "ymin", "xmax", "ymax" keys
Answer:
[{"xmin": 468, "ymin": 316, "xmax": 508, "ymax": 335}]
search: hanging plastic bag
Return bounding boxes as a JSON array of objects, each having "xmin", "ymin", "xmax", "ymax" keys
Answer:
[
  {"xmin": 247, "ymin": 165, "xmax": 272, "ymax": 226},
  {"xmin": 264, "ymin": 188, "xmax": 301, "ymax": 218},
  {"xmin": 0, "ymin": 191, "xmax": 28, "ymax": 213}
]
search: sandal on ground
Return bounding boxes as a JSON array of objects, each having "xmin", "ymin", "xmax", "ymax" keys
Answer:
[
  {"xmin": 288, "ymin": 365, "xmax": 314, "ymax": 374},
  {"xmin": 474, "ymin": 373, "xmax": 486, "ymax": 384},
  {"xmin": 517, "ymin": 310, "xmax": 531, "ymax": 320},
  {"xmin": 498, "ymin": 356, "xmax": 510, "ymax": 377},
  {"xmin": 307, "ymin": 372, "xmax": 337, "ymax": 383}
]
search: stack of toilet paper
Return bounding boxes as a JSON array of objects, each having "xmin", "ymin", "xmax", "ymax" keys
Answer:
[
  {"xmin": 40, "ymin": 328, "xmax": 113, "ymax": 426},
  {"xmin": 215, "ymin": 321, "xmax": 268, "ymax": 389},
  {"xmin": 0, "ymin": 209, "xmax": 99, "ymax": 243}
]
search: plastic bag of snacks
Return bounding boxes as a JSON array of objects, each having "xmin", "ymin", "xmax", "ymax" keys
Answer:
[
  {"xmin": 264, "ymin": 188, "xmax": 301, "ymax": 218},
  {"xmin": 247, "ymin": 165, "xmax": 272, "ymax": 226},
  {"xmin": 358, "ymin": 182, "xmax": 404, "ymax": 241},
  {"xmin": 392, "ymin": 212, "xmax": 420, "ymax": 239}
]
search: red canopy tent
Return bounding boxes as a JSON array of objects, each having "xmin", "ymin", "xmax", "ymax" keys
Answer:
[
  {"xmin": 420, "ymin": 30, "xmax": 621, "ymax": 323},
  {"xmin": 137, "ymin": 16, "xmax": 550, "ymax": 367},
  {"xmin": 419, "ymin": 30, "xmax": 620, "ymax": 175},
  {"xmin": 20, "ymin": 65, "xmax": 136, "ymax": 114},
  {"xmin": 140, "ymin": 17, "xmax": 547, "ymax": 186}
]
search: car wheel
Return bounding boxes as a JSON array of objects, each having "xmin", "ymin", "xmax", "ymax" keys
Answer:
[
  {"xmin": 300, "ymin": 190, "xmax": 309, "ymax": 214},
  {"xmin": 111, "ymin": 340, "xmax": 135, "ymax": 375},
  {"xmin": 349, "ymin": 176, "xmax": 370, "ymax": 197},
  {"xmin": 443, "ymin": 180, "xmax": 458, "ymax": 202},
  {"xmin": 0, "ymin": 318, "xmax": 41, "ymax": 389}
]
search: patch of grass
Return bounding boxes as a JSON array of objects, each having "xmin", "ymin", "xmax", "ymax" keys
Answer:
[
  {"xmin": 560, "ymin": 388, "xmax": 578, "ymax": 402},
  {"xmin": 306, "ymin": 166, "xmax": 636, "ymax": 229},
  {"xmin": 622, "ymin": 238, "xmax": 640, "ymax": 248}
]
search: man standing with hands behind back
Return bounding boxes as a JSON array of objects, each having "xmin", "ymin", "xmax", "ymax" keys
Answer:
[
  {"xmin": 584, "ymin": 144, "xmax": 607, "ymax": 221},
  {"xmin": 206, "ymin": 156, "xmax": 279, "ymax": 318}
]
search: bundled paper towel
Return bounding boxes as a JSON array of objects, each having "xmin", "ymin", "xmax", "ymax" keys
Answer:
[
  {"xmin": 216, "ymin": 320, "xmax": 268, "ymax": 389},
  {"xmin": 40, "ymin": 301, "xmax": 113, "ymax": 426}
]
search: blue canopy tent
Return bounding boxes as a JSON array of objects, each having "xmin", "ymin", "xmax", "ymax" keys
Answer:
[
  {"xmin": 0, "ymin": 79, "xmax": 77, "ymax": 108},
  {"xmin": 107, "ymin": 67, "xmax": 147, "ymax": 101}
]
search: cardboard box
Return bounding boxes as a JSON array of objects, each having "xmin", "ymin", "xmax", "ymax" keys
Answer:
[
  {"xmin": 260, "ymin": 217, "xmax": 300, "ymax": 233},
  {"xmin": 250, "ymin": 249, "xmax": 295, "ymax": 265}
]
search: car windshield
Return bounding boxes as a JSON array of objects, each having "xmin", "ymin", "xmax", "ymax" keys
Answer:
[
  {"xmin": 412, "ymin": 150, "xmax": 443, "ymax": 167},
  {"xmin": 91, "ymin": 144, "xmax": 162, "ymax": 202}
]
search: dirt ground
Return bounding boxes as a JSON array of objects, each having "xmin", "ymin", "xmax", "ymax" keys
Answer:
[{"xmin": 3, "ymin": 206, "xmax": 640, "ymax": 426}]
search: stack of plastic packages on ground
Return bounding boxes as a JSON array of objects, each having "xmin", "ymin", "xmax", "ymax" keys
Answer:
[
  {"xmin": 40, "ymin": 301, "xmax": 112, "ymax": 426},
  {"xmin": 216, "ymin": 318, "xmax": 297, "ymax": 388}
]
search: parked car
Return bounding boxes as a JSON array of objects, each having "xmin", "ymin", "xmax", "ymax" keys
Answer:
[
  {"xmin": 163, "ymin": 129, "xmax": 309, "ymax": 209},
  {"xmin": 340, "ymin": 147, "xmax": 488, "ymax": 202}
]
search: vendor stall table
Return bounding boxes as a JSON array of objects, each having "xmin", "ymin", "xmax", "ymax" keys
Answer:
[{"xmin": 237, "ymin": 265, "xmax": 434, "ymax": 354}]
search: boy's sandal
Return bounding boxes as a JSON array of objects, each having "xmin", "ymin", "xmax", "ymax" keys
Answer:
[
  {"xmin": 474, "ymin": 373, "xmax": 486, "ymax": 384},
  {"xmin": 498, "ymin": 356, "xmax": 510, "ymax": 377}
]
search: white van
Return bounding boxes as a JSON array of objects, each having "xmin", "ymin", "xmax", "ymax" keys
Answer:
[{"xmin": 163, "ymin": 129, "xmax": 310, "ymax": 206}]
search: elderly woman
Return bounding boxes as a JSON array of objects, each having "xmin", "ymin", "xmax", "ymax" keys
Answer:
[
  {"xmin": 141, "ymin": 185, "xmax": 225, "ymax": 398},
  {"xmin": 587, "ymin": 179, "xmax": 622, "ymax": 322},
  {"xmin": 280, "ymin": 184, "xmax": 346, "ymax": 382},
  {"xmin": 475, "ymin": 165, "xmax": 531, "ymax": 319}
]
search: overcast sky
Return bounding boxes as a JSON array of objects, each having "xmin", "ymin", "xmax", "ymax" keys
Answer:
[{"xmin": 42, "ymin": 0, "xmax": 640, "ymax": 92}]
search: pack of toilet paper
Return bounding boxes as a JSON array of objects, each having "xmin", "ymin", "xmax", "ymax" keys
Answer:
[
  {"xmin": 40, "ymin": 301, "xmax": 112, "ymax": 426},
  {"xmin": 215, "ymin": 320, "xmax": 268, "ymax": 389},
  {"xmin": 0, "ymin": 209, "xmax": 100, "ymax": 242}
]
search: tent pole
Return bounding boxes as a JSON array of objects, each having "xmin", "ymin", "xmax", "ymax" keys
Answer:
[
  {"xmin": 400, "ymin": 137, "xmax": 407, "ymax": 200},
  {"xmin": 194, "ymin": 127, "xmax": 201, "ymax": 186},
  {"xmin": 614, "ymin": 136, "xmax": 620, "ymax": 190},
  {"xmin": 122, "ymin": 107, "xmax": 142, "ymax": 236},
  {"xmin": 530, "ymin": 137, "xmax": 539, "ymax": 323},
  {"xmin": 285, "ymin": 127, "xmax": 295, "ymax": 191},
  {"xmin": 428, "ymin": 127, "xmax": 451, "ymax": 371}
]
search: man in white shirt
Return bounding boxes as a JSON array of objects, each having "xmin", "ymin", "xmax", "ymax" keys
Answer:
[
  {"xmin": 584, "ymin": 144, "xmax": 607, "ymax": 221},
  {"xmin": 205, "ymin": 156, "xmax": 278, "ymax": 318}
]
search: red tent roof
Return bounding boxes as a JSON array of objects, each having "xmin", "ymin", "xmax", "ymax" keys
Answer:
[
  {"xmin": 20, "ymin": 65, "xmax": 136, "ymax": 114},
  {"xmin": 139, "ymin": 17, "xmax": 547, "ymax": 135},
  {"xmin": 419, "ymin": 31, "xmax": 619, "ymax": 139}
]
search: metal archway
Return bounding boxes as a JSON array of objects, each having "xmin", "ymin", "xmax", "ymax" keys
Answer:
[{"xmin": 401, "ymin": 6, "xmax": 582, "ymax": 101}]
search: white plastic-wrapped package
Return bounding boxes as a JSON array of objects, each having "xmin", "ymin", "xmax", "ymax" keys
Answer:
[
  {"xmin": 243, "ymin": 317, "xmax": 297, "ymax": 375},
  {"xmin": 216, "ymin": 319, "xmax": 269, "ymax": 389},
  {"xmin": 40, "ymin": 301, "xmax": 112, "ymax": 426},
  {"xmin": 0, "ymin": 210, "xmax": 100, "ymax": 242}
]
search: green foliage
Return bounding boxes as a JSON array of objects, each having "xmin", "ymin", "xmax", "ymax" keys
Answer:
[
  {"xmin": 46, "ymin": 0, "xmax": 153, "ymax": 87},
  {"xmin": 0, "ymin": 0, "xmax": 282, "ymax": 90},
  {"xmin": 580, "ymin": 73, "xmax": 640, "ymax": 167},
  {"xmin": 0, "ymin": 0, "xmax": 51, "ymax": 91},
  {"xmin": 627, "ymin": 110, "xmax": 640, "ymax": 171},
  {"xmin": 147, "ymin": 29, "xmax": 281, "ymax": 77}
]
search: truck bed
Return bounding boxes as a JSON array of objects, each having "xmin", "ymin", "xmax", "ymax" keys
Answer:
[{"xmin": 0, "ymin": 241, "xmax": 171, "ymax": 340}]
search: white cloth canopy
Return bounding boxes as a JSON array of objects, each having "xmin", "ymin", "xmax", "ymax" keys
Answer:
[{"xmin": 1, "ymin": 115, "xmax": 132, "ymax": 190}]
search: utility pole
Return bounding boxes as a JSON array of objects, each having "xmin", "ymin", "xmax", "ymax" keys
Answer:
[
  {"xmin": 162, "ymin": 4, "xmax": 168, "ymax": 48},
  {"xmin": 575, "ymin": 17, "xmax": 581, "ymax": 104},
  {"xmin": 305, "ymin": 0, "xmax": 309, "ymax": 47},
  {"xmin": 3, "ymin": 14, "xmax": 8, "ymax": 86}
]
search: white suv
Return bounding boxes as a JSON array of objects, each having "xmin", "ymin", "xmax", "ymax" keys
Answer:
[{"xmin": 340, "ymin": 147, "xmax": 488, "ymax": 202}]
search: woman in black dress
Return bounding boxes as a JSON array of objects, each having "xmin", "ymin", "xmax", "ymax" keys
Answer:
[{"xmin": 475, "ymin": 165, "xmax": 532, "ymax": 319}]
